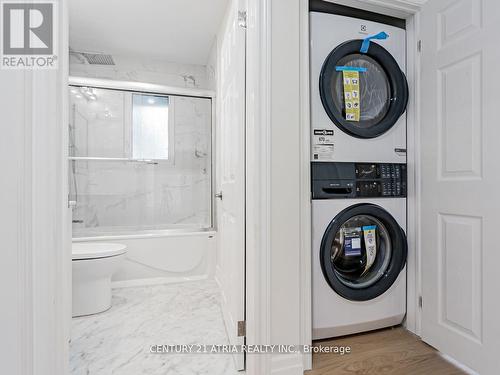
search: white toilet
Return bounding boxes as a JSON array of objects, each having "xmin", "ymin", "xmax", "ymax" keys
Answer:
[{"xmin": 72, "ymin": 242, "xmax": 127, "ymax": 317}]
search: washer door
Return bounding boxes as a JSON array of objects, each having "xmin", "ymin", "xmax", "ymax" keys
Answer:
[
  {"xmin": 319, "ymin": 40, "xmax": 408, "ymax": 138},
  {"xmin": 320, "ymin": 203, "xmax": 407, "ymax": 301}
]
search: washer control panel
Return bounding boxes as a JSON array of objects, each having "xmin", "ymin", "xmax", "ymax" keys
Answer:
[{"xmin": 312, "ymin": 162, "xmax": 407, "ymax": 199}]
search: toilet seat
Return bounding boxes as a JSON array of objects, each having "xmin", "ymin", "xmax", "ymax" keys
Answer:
[{"xmin": 72, "ymin": 243, "xmax": 127, "ymax": 260}]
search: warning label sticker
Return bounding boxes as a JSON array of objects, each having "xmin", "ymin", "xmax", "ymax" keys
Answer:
[
  {"xmin": 312, "ymin": 129, "xmax": 334, "ymax": 160},
  {"xmin": 342, "ymin": 70, "xmax": 361, "ymax": 121}
]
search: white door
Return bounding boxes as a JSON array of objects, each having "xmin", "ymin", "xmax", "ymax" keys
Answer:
[
  {"xmin": 419, "ymin": 0, "xmax": 500, "ymax": 373},
  {"xmin": 216, "ymin": 0, "xmax": 246, "ymax": 370}
]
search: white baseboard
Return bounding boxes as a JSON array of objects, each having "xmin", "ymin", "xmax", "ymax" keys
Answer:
[
  {"xmin": 303, "ymin": 351, "xmax": 312, "ymax": 371},
  {"xmin": 439, "ymin": 353, "xmax": 479, "ymax": 375},
  {"xmin": 111, "ymin": 275, "xmax": 210, "ymax": 289},
  {"xmin": 271, "ymin": 353, "xmax": 304, "ymax": 375}
]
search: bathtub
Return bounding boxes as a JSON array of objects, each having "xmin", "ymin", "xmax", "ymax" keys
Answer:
[{"xmin": 72, "ymin": 230, "xmax": 216, "ymax": 288}]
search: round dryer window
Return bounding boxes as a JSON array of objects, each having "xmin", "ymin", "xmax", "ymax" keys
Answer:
[
  {"xmin": 320, "ymin": 203, "xmax": 407, "ymax": 301},
  {"xmin": 319, "ymin": 40, "xmax": 408, "ymax": 138}
]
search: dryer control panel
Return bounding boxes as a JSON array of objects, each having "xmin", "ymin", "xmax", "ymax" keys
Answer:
[{"xmin": 311, "ymin": 162, "xmax": 407, "ymax": 199}]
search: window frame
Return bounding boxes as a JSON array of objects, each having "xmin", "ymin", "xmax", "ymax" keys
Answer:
[{"xmin": 126, "ymin": 91, "xmax": 176, "ymax": 165}]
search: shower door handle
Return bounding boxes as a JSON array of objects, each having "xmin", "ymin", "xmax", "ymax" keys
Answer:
[{"xmin": 215, "ymin": 191, "xmax": 223, "ymax": 200}]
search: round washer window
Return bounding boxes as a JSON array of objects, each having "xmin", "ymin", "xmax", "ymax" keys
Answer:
[
  {"xmin": 331, "ymin": 54, "xmax": 391, "ymax": 128},
  {"xmin": 320, "ymin": 203, "xmax": 407, "ymax": 301},
  {"xmin": 319, "ymin": 40, "xmax": 408, "ymax": 139},
  {"xmin": 331, "ymin": 214, "xmax": 391, "ymax": 289}
]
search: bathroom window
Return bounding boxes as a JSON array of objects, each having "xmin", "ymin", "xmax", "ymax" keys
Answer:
[
  {"xmin": 68, "ymin": 83, "xmax": 213, "ymax": 237},
  {"xmin": 132, "ymin": 94, "xmax": 172, "ymax": 160}
]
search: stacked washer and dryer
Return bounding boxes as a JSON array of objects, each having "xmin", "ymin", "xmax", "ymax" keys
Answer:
[{"xmin": 310, "ymin": 3, "xmax": 409, "ymax": 339}]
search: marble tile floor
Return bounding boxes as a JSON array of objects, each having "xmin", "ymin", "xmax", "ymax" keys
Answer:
[{"xmin": 71, "ymin": 280, "xmax": 239, "ymax": 375}]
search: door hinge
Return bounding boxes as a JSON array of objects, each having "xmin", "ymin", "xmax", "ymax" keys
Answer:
[
  {"xmin": 68, "ymin": 196, "xmax": 77, "ymax": 209},
  {"xmin": 418, "ymin": 295, "xmax": 423, "ymax": 309},
  {"xmin": 237, "ymin": 320, "xmax": 246, "ymax": 337},
  {"xmin": 238, "ymin": 10, "xmax": 247, "ymax": 29},
  {"xmin": 417, "ymin": 40, "xmax": 422, "ymax": 52}
]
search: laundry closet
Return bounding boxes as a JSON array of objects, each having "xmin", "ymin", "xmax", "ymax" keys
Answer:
[{"xmin": 303, "ymin": 0, "xmax": 498, "ymax": 374}]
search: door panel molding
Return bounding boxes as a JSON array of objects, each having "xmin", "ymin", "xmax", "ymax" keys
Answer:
[
  {"xmin": 420, "ymin": 0, "xmax": 500, "ymax": 373},
  {"xmin": 437, "ymin": 213, "xmax": 483, "ymax": 343},
  {"xmin": 437, "ymin": 52, "xmax": 483, "ymax": 180}
]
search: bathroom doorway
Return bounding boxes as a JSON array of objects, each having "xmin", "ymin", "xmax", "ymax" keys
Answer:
[{"xmin": 67, "ymin": 0, "xmax": 247, "ymax": 373}]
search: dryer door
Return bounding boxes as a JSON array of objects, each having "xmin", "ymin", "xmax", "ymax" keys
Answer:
[
  {"xmin": 319, "ymin": 40, "xmax": 408, "ymax": 138},
  {"xmin": 320, "ymin": 203, "xmax": 407, "ymax": 301}
]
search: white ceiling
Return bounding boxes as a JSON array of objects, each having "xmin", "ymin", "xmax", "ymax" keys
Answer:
[{"xmin": 69, "ymin": 0, "xmax": 229, "ymax": 66}]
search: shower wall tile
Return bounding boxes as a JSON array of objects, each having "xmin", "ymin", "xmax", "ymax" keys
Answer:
[
  {"xmin": 70, "ymin": 73, "xmax": 213, "ymax": 236},
  {"xmin": 70, "ymin": 55, "xmax": 210, "ymax": 89}
]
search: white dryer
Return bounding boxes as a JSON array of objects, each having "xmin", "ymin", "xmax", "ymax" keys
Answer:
[
  {"xmin": 310, "ymin": 10, "xmax": 408, "ymax": 163},
  {"xmin": 311, "ymin": 162, "xmax": 407, "ymax": 339}
]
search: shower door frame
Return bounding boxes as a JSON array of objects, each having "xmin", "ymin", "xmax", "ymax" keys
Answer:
[{"xmin": 68, "ymin": 76, "xmax": 218, "ymax": 235}]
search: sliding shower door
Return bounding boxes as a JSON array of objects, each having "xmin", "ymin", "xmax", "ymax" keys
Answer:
[{"xmin": 68, "ymin": 84, "xmax": 213, "ymax": 237}]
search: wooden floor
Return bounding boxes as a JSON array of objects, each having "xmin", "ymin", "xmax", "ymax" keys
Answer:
[{"xmin": 305, "ymin": 327, "xmax": 466, "ymax": 375}]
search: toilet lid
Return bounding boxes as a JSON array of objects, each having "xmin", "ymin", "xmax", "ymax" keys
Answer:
[{"xmin": 72, "ymin": 242, "xmax": 127, "ymax": 260}]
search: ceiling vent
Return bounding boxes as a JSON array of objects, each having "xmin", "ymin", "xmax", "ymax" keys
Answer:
[
  {"xmin": 81, "ymin": 52, "xmax": 115, "ymax": 65},
  {"xmin": 69, "ymin": 48, "xmax": 115, "ymax": 65}
]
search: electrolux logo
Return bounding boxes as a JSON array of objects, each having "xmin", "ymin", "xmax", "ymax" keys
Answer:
[{"xmin": 1, "ymin": 0, "xmax": 58, "ymax": 69}]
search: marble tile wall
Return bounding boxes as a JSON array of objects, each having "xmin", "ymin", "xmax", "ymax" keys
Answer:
[
  {"xmin": 205, "ymin": 40, "xmax": 218, "ymax": 92},
  {"xmin": 70, "ymin": 55, "xmax": 210, "ymax": 89},
  {"xmin": 69, "ymin": 66, "xmax": 213, "ymax": 236}
]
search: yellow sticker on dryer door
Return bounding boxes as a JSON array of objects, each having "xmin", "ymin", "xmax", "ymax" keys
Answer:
[{"xmin": 342, "ymin": 70, "xmax": 360, "ymax": 122}]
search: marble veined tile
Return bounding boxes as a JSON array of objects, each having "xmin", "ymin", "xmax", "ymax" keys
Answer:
[{"xmin": 70, "ymin": 280, "xmax": 238, "ymax": 375}]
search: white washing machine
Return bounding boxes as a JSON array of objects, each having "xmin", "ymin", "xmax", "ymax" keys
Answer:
[
  {"xmin": 310, "ymin": 10, "xmax": 408, "ymax": 163},
  {"xmin": 311, "ymin": 162, "xmax": 407, "ymax": 339}
]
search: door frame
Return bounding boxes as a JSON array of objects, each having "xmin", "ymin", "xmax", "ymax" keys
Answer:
[
  {"xmin": 8, "ymin": 0, "xmax": 71, "ymax": 373},
  {"xmin": 244, "ymin": 0, "xmax": 272, "ymax": 373}
]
